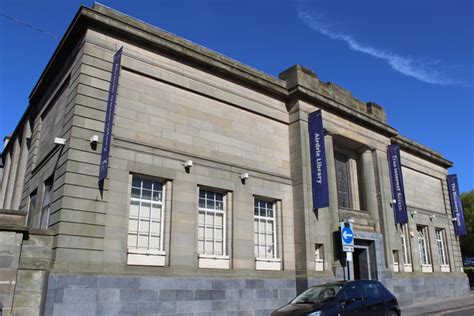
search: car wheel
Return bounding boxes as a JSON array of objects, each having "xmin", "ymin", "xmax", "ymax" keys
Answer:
[{"xmin": 387, "ymin": 311, "xmax": 398, "ymax": 316}]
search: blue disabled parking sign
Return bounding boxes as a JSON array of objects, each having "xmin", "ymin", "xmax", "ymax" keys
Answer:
[{"xmin": 340, "ymin": 222, "xmax": 354, "ymax": 252}]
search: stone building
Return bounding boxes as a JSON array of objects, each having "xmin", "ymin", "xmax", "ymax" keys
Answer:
[{"xmin": 0, "ymin": 3, "xmax": 469, "ymax": 315}]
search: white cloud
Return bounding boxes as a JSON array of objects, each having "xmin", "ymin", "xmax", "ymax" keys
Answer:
[{"xmin": 298, "ymin": 9, "xmax": 468, "ymax": 86}]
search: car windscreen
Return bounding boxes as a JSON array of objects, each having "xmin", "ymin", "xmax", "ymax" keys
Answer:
[{"xmin": 291, "ymin": 284, "xmax": 343, "ymax": 304}]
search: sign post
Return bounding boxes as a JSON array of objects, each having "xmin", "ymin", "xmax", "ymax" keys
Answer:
[{"xmin": 340, "ymin": 222, "xmax": 354, "ymax": 280}]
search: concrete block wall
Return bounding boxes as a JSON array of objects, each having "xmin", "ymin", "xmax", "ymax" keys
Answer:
[{"xmin": 45, "ymin": 274, "xmax": 296, "ymax": 316}]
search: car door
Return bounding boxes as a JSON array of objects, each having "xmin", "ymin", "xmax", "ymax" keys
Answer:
[
  {"xmin": 361, "ymin": 281, "xmax": 386, "ymax": 316},
  {"xmin": 339, "ymin": 283, "xmax": 365, "ymax": 316}
]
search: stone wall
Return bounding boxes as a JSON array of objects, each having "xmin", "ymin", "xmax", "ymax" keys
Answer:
[
  {"xmin": 45, "ymin": 274, "xmax": 296, "ymax": 316},
  {"xmin": 0, "ymin": 210, "xmax": 53, "ymax": 315},
  {"xmin": 385, "ymin": 273, "xmax": 470, "ymax": 307}
]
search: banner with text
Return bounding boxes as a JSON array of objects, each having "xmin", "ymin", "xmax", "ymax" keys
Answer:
[
  {"xmin": 308, "ymin": 110, "xmax": 329, "ymax": 209},
  {"xmin": 99, "ymin": 47, "xmax": 123, "ymax": 182},
  {"xmin": 387, "ymin": 143, "xmax": 408, "ymax": 224},
  {"xmin": 447, "ymin": 174, "xmax": 467, "ymax": 236}
]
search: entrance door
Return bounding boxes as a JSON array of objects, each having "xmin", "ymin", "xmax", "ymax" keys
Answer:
[
  {"xmin": 353, "ymin": 247, "xmax": 370, "ymax": 280},
  {"xmin": 347, "ymin": 239, "xmax": 377, "ymax": 280}
]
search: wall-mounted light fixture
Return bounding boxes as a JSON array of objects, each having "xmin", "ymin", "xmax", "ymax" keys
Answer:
[
  {"xmin": 183, "ymin": 160, "xmax": 193, "ymax": 173},
  {"xmin": 54, "ymin": 137, "xmax": 66, "ymax": 146},
  {"xmin": 90, "ymin": 135, "xmax": 99, "ymax": 150},
  {"xmin": 410, "ymin": 210, "xmax": 417, "ymax": 217},
  {"xmin": 429, "ymin": 214, "xmax": 436, "ymax": 221},
  {"xmin": 240, "ymin": 172, "xmax": 249, "ymax": 184}
]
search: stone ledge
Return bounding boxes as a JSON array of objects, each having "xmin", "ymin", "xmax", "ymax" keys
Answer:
[{"xmin": 394, "ymin": 135, "xmax": 453, "ymax": 168}]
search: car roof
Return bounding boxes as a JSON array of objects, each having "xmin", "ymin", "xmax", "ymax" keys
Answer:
[{"xmin": 310, "ymin": 280, "xmax": 378, "ymax": 288}]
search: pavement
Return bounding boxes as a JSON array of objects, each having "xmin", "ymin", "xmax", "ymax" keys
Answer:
[{"xmin": 402, "ymin": 293, "xmax": 474, "ymax": 316}]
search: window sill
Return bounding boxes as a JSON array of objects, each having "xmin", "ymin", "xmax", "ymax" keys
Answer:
[
  {"xmin": 198, "ymin": 255, "xmax": 230, "ymax": 269},
  {"xmin": 421, "ymin": 264, "xmax": 433, "ymax": 272},
  {"xmin": 402, "ymin": 264, "xmax": 413, "ymax": 272},
  {"xmin": 315, "ymin": 260, "xmax": 324, "ymax": 272},
  {"xmin": 440, "ymin": 265, "xmax": 450, "ymax": 272},
  {"xmin": 393, "ymin": 263, "xmax": 400, "ymax": 273},
  {"xmin": 127, "ymin": 249, "xmax": 166, "ymax": 266},
  {"xmin": 256, "ymin": 258, "xmax": 281, "ymax": 271}
]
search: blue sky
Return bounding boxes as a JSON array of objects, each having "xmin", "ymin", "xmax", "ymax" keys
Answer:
[{"xmin": 0, "ymin": 0, "xmax": 473, "ymax": 192}]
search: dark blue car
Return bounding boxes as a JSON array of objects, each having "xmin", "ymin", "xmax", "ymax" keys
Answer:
[{"xmin": 271, "ymin": 280, "xmax": 400, "ymax": 316}]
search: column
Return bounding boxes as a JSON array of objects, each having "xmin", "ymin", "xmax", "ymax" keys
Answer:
[
  {"xmin": 324, "ymin": 133, "xmax": 339, "ymax": 231},
  {"xmin": 11, "ymin": 136, "xmax": 29, "ymax": 210},
  {"xmin": 325, "ymin": 132, "xmax": 346, "ymax": 278},
  {"xmin": 362, "ymin": 148, "xmax": 380, "ymax": 232},
  {"xmin": 3, "ymin": 139, "xmax": 20, "ymax": 210},
  {"xmin": 0, "ymin": 153, "xmax": 12, "ymax": 208}
]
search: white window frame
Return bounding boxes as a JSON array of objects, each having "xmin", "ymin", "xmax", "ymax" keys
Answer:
[
  {"xmin": 254, "ymin": 199, "xmax": 277, "ymax": 259},
  {"xmin": 315, "ymin": 243, "xmax": 324, "ymax": 271},
  {"xmin": 400, "ymin": 224, "xmax": 412, "ymax": 272},
  {"xmin": 253, "ymin": 197, "xmax": 281, "ymax": 271},
  {"xmin": 197, "ymin": 188, "xmax": 230, "ymax": 269},
  {"xmin": 417, "ymin": 225, "xmax": 432, "ymax": 272},
  {"xmin": 198, "ymin": 189, "xmax": 227, "ymax": 256},
  {"xmin": 392, "ymin": 250, "xmax": 400, "ymax": 272},
  {"xmin": 127, "ymin": 176, "xmax": 166, "ymax": 266},
  {"xmin": 435, "ymin": 228, "xmax": 450, "ymax": 272}
]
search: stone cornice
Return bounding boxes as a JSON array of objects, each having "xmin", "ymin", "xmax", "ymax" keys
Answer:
[{"xmin": 394, "ymin": 135, "xmax": 453, "ymax": 168}]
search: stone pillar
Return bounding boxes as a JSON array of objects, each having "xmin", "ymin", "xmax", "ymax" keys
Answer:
[
  {"xmin": 169, "ymin": 178, "xmax": 198, "ymax": 268},
  {"xmin": 324, "ymin": 133, "xmax": 345, "ymax": 279},
  {"xmin": 0, "ymin": 153, "xmax": 12, "ymax": 208},
  {"xmin": 4, "ymin": 139, "xmax": 21, "ymax": 210},
  {"xmin": 11, "ymin": 136, "xmax": 30, "ymax": 210},
  {"xmin": 362, "ymin": 148, "xmax": 380, "ymax": 232},
  {"xmin": 232, "ymin": 184, "xmax": 254, "ymax": 270},
  {"xmin": 324, "ymin": 133, "xmax": 339, "ymax": 231}
]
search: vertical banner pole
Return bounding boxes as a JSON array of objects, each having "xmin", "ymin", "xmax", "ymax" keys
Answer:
[
  {"xmin": 98, "ymin": 47, "xmax": 123, "ymax": 183},
  {"xmin": 447, "ymin": 174, "xmax": 467, "ymax": 236},
  {"xmin": 308, "ymin": 110, "xmax": 329, "ymax": 209},
  {"xmin": 387, "ymin": 143, "xmax": 409, "ymax": 224}
]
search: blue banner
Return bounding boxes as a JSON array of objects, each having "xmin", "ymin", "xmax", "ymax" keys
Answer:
[
  {"xmin": 447, "ymin": 174, "xmax": 467, "ymax": 236},
  {"xmin": 308, "ymin": 110, "xmax": 329, "ymax": 209},
  {"xmin": 99, "ymin": 47, "xmax": 123, "ymax": 182},
  {"xmin": 387, "ymin": 143, "xmax": 408, "ymax": 224}
]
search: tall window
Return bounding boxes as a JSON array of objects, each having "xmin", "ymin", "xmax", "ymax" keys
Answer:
[
  {"xmin": 417, "ymin": 225, "xmax": 431, "ymax": 266},
  {"xmin": 254, "ymin": 199, "xmax": 277, "ymax": 259},
  {"xmin": 335, "ymin": 152, "xmax": 351, "ymax": 208},
  {"xmin": 435, "ymin": 228, "xmax": 449, "ymax": 267},
  {"xmin": 400, "ymin": 224, "xmax": 412, "ymax": 267},
  {"xmin": 315, "ymin": 243, "xmax": 324, "ymax": 271},
  {"xmin": 39, "ymin": 177, "xmax": 53, "ymax": 229},
  {"xmin": 27, "ymin": 190, "xmax": 37, "ymax": 228},
  {"xmin": 198, "ymin": 189, "xmax": 225, "ymax": 256},
  {"xmin": 128, "ymin": 176, "xmax": 165, "ymax": 251}
]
